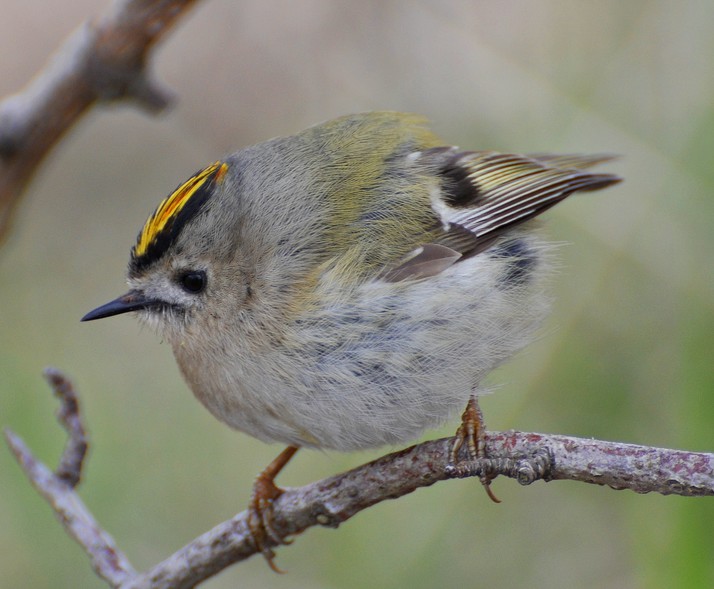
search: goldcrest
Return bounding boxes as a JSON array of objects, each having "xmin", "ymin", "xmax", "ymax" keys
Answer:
[{"xmin": 83, "ymin": 111, "xmax": 619, "ymax": 565}]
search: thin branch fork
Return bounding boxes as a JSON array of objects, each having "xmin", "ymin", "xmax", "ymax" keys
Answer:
[
  {"xmin": 5, "ymin": 370, "xmax": 714, "ymax": 588},
  {"xmin": 5, "ymin": 369, "xmax": 135, "ymax": 586},
  {"xmin": 0, "ymin": 0, "xmax": 200, "ymax": 243}
]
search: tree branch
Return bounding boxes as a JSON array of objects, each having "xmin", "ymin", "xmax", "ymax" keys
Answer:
[
  {"xmin": 0, "ymin": 0, "xmax": 200, "ymax": 243},
  {"xmin": 4, "ymin": 369, "xmax": 136, "ymax": 586},
  {"xmin": 5, "ymin": 370, "xmax": 713, "ymax": 588}
]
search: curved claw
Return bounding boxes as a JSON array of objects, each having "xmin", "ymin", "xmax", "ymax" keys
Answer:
[
  {"xmin": 248, "ymin": 491, "xmax": 284, "ymax": 572},
  {"xmin": 247, "ymin": 446, "xmax": 299, "ymax": 572},
  {"xmin": 481, "ymin": 479, "xmax": 502, "ymax": 504},
  {"xmin": 449, "ymin": 396, "xmax": 501, "ymax": 503}
]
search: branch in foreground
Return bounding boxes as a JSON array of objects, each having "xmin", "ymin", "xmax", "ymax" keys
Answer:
[
  {"xmin": 45, "ymin": 367, "xmax": 88, "ymax": 487},
  {"xmin": 5, "ymin": 370, "xmax": 714, "ymax": 589},
  {"xmin": 4, "ymin": 369, "xmax": 135, "ymax": 586},
  {"xmin": 0, "ymin": 0, "xmax": 200, "ymax": 242}
]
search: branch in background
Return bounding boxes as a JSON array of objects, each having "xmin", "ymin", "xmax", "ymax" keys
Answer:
[
  {"xmin": 5, "ymin": 370, "xmax": 713, "ymax": 588},
  {"xmin": 0, "ymin": 0, "xmax": 200, "ymax": 243}
]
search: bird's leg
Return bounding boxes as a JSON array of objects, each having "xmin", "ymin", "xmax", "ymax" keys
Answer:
[
  {"xmin": 248, "ymin": 445, "xmax": 299, "ymax": 573},
  {"xmin": 449, "ymin": 396, "xmax": 501, "ymax": 503}
]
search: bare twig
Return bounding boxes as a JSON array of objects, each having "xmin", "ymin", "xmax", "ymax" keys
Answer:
[
  {"xmin": 3, "ymin": 369, "xmax": 136, "ymax": 587},
  {"xmin": 5, "ymin": 370, "xmax": 713, "ymax": 588},
  {"xmin": 125, "ymin": 433, "xmax": 714, "ymax": 589},
  {"xmin": 0, "ymin": 0, "xmax": 200, "ymax": 243},
  {"xmin": 44, "ymin": 367, "xmax": 89, "ymax": 487},
  {"xmin": 447, "ymin": 431, "xmax": 714, "ymax": 496}
]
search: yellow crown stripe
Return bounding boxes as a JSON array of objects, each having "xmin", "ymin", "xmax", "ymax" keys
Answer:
[{"xmin": 135, "ymin": 162, "xmax": 227, "ymax": 257}]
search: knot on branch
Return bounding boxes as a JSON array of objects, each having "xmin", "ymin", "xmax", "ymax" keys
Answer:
[{"xmin": 313, "ymin": 510, "xmax": 339, "ymax": 529}]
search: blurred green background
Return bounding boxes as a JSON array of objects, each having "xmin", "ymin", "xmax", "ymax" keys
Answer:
[{"xmin": 1, "ymin": 1, "xmax": 713, "ymax": 587}]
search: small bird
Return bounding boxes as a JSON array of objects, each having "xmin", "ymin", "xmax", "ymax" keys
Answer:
[{"xmin": 82, "ymin": 112, "xmax": 620, "ymax": 569}]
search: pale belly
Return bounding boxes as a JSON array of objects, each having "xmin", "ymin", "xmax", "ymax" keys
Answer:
[{"xmin": 176, "ymin": 236, "xmax": 550, "ymax": 451}]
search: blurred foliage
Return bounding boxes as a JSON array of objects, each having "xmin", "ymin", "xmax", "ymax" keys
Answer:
[{"xmin": 1, "ymin": 1, "xmax": 712, "ymax": 588}]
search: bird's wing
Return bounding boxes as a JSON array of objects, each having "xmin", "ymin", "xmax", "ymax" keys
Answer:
[{"xmin": 380, "ymin": 149, "xmax": 620, "ymax": 282}]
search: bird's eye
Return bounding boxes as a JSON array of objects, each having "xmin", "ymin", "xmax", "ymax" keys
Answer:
[{"xmin": 179, "ymin": 271, "xmax": 207, "ymax": 294}]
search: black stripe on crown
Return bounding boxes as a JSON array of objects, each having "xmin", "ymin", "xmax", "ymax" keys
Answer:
[{"xmin": 129, "ymin": 162, "xmax": 227, "ymax": 275}]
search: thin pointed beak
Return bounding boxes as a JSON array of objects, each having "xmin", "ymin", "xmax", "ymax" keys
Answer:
[{"xmin": 81, "ymin": 290, "xmax": 156, "ymax": 321}]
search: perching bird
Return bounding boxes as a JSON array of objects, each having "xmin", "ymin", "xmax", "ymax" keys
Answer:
[{"xmin": 83, "ymin": 112, "xmax": 620, "ymax": 569}]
